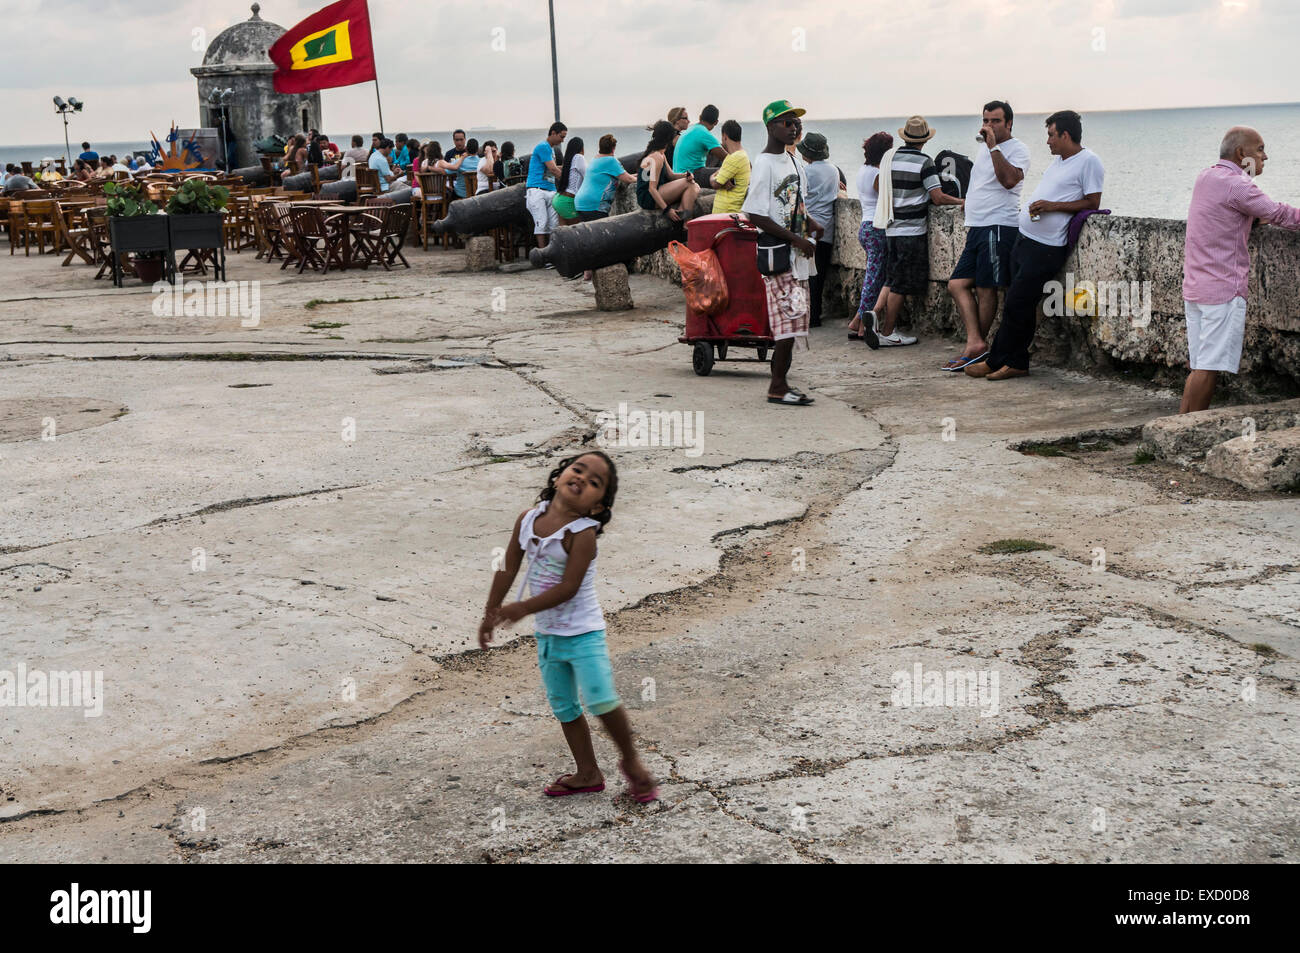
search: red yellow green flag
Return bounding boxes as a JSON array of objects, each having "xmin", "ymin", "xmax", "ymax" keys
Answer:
[{"xmin": 269, "ymin": 0, "xmax": 377, "ymax": 94}]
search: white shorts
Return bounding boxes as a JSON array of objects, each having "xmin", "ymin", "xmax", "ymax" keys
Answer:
[
  {"xmin": 526, "ymin": 188, "xmax": 558, "ymax": 235},
  {"xmin": 1184, "ymin": 297, "xmax": 1246, "ymax": 373}
]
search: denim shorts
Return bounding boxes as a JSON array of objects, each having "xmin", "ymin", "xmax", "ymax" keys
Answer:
[
  {"xmin": 951, "ymin": 224, "xmax": 1018, "ymax": 287},
  {"xmin": 536, "ymin": 629, "xmax": 620, "ymax": 722}
]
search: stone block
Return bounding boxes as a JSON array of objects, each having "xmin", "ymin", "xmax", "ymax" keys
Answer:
[
  {"xmin": 465, "ymin": 236, "xmax": 496, "ymax": 272},
  {"xmin": 1204, "ymin": 427, "xmax": 1300, "ymax": 491},
  {"xmin": 593, "ymin": 264, "xmax": 633, "ymax": 311},
  {"xmin": 1142, "ymin": 398, "xmax": 1300, "ymax": 464}
]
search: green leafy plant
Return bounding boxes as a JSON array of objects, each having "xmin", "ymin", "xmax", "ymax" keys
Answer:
[
  {"xmin": 103, "ymin": 180, "xmax": 158, "ymax": 218},
  {"xmin": 166, "ymin": 178, "xmax": 230, "ymax": 215}
]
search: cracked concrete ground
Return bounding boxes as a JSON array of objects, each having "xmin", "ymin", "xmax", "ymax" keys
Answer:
[{"xmin": 0, "ymin": 246, "xmax": 1296, "ymax": 863}]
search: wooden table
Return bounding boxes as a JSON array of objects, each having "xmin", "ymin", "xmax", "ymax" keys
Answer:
[{"xmin": 317, "ymin": 205, "xmax": 371, "ymax": 270}]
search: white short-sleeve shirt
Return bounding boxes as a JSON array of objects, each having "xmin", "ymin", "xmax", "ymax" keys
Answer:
[
  {"xmin": 742, "ymin": 150, "xmax": 811, "ymax": 280},
  {"xmin": 1018, "ymin": 148, "xmax": 1105, "ymax": 246},
  {"xmin": 964, "ymin": 136, "xmax": 1030, "ymax": 228}
]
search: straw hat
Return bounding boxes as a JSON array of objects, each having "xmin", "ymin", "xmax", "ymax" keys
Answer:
[{"xmin": 898, "ymin": 116, "xmax": 936, "ymax": 144}]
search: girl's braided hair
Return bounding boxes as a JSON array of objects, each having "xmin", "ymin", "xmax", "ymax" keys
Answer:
[{"xmin": 537, "ymin": 451, "xmax": 619, "ymax": 535}]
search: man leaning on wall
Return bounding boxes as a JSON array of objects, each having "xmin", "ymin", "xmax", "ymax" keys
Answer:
[{"xmin": 1180, "ymin": 126, "xmax": 1300, "ymax": 413}]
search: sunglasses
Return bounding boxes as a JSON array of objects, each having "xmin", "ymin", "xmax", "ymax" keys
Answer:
[{"xmin": 777, "ymin": 117, "xmax": 803, "ymax": 128}]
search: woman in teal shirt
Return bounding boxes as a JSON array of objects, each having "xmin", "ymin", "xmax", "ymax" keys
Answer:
[{"xmin": 574, "ymin": 134, "xmax": 637, "ymax": 222}]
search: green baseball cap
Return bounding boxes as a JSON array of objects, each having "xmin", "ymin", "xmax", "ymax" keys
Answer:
[{"xmin": 762, "ymin": 99, "xmax": 806, "ymax": 125}]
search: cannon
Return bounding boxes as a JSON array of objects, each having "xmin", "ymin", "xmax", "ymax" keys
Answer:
[
  {"xmin": 230, "ymin": 165, "xmax": 270, "ymax": 186},
  {"xmin": 527, "ymin": 209, "xmax": 686, "ymax": 278},
  {"xmin": 319, "ymin": 178, "xmax": 357, "ymax": 202},
  {"xmin": 431, "ymin": 183, "xmax": 532, "ymax": 237},
  {"xmin": 280, "ymin": 163, "xmax": 340, "ymax": 193}
]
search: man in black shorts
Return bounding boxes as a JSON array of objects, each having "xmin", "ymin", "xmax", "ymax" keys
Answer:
[
  {"xmin": 879, "ymin": 117, "xmax": 965, "ymax": 346},
  {"xmin": 942, "ymin": 101, "xmax": 1030, "ymax": 371}
]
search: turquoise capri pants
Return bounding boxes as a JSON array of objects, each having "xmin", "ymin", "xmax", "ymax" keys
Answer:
[{"xmin": 535, "ymin": 629, "xmax": 621, "ymax": 722}]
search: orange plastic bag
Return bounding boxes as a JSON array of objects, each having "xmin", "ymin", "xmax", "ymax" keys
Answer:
[{"xmin": 669, "ymin": 240, "xmax": 729, "ymax": 316}]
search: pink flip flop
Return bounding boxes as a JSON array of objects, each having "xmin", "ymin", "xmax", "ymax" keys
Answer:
[
  {"xmin": 618, "ymin": 761, "xmax": 660, "ymax": 804},
  {"xmin": 543, "ymin": 774, "xmax": 606, "ymax": 797}
]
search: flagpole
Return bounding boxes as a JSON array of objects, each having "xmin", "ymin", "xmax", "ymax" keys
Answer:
[
  {"xmin": 374, "ymin": 80, "xmax": 386, "ymax": 137},
  {"xmin": 548, "ymin": 0, "xmax": 560, "ymax": 122}
]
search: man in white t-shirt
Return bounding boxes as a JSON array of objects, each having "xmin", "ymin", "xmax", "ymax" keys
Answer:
[
  {"xmin": 742, "ymin": 99, "xmax": 824, "ymax": 407},
  {"xmin": 966, "ymin": 110, "xmax": 1104, "ymax": 381},
  {"xmin": 943, "ymin": 100, "xmax": 1031, "ymax": 371}
]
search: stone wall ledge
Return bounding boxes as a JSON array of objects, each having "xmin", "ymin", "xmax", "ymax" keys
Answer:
[{"xmin": 630, "ymin": 191, "xmax": 1300, "ymax": 400}]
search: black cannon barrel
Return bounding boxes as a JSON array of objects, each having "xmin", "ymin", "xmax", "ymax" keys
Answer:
[
  {"xmin": 230, "ymin": 165, "xmax": 269, "ymax": 186},
  {"xmin": 319, "ymin": 178, "xmax": 357, "ymax": 202},
  {"xmin": 432, "ymin": 183, "xmax": 531, "ymax": 236},
  {"xmin": 528, "ymin": 209, "xmax": 685, "ymax": 278}
]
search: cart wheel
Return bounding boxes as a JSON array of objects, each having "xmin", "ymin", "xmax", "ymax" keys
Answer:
[
  {"xmin": 758, "ymin": 347, "xmax": 768, "ymax": 362},
  {"xmin": 692, "ymin": 341, "xmax": 714, "ymax": 376},
  {"xmin": 716, "ymin": 342, "xmax": 728, "ymax": 361}
]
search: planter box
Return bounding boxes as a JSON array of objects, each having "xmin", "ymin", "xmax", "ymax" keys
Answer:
[
  {"xmin": 108, "ymin": 214, "xmax": 170, "ymax": 254},
  {"xmin": 168, "ymin": 212, "xmax": 223, "ymax": 251},
  {"xmin": 108, "ymin": 215, "xmax": 171, "ymax": 287}
]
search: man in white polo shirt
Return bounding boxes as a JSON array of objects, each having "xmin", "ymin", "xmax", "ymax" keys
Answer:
[
  {"xmin": 966, "ymin": 110, "xmax": 1104, "ymax": 380},
  {"xmin": 943, "ymin": 100, "xmax": 1030, "ymax": 371}
]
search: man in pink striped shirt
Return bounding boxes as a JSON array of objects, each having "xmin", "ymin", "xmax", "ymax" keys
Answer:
[{"xmin": 1181, "ymin": 127, "xmax": 1300, "ymax": 413}]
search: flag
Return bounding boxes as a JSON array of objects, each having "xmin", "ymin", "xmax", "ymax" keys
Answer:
[{"xmin": 269, "ymin": 0, "xmax": 377, "ymax": 94}]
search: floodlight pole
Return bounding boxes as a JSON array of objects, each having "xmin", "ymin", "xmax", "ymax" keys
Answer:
[{"xmin": 548, "ymin": 0, "xmax": 560, "ymax": 122}]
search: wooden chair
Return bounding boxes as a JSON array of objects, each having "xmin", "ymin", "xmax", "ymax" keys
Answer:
[
  {"xmin": 350, "ymin": 205, "xmax": 390, "ymax": 269},
  {"xmin": 416, "ymin": 171, "xmax": 448, "ymax": 250},
  {"xmin": 54, "ymin": 203, "xmax": 97, "ymax": 266},
  {"xmin": 20, "ymin": 200, "xmax": 59, "ymax": 254},
  {"xmin": 355, "ymin": 166, "xmax": 380, "ymax": 202},
  {"xmin": 287, "ymin": 205, "xmax": 345, "ymax": 274},
  {"xmin": 273, "ymin": 203, "xmax": 304, "ymax": 270},
  {"xmin": 309, "ymin": 163, "xmax": 322, "ymax": 198},
  {"xmin": 379, "ymin": 203, "xmax": 412, "ymax": 270},
  {"xmin": 84, "ymin": 207, "xmax": 113, "ymax": 276},
  {"xmin": 225, "ymin": 198, "xmax": 258, "ymax": 252},
  {"xmin": 8, "ymin": 201, "xmax": 27, "ymax": 255},
  {"xmin": 286, "ymin": 159, "xmax": 301, "ymax": 176},
  {"xmin": 255, "ymin": 200, "xmax": 288, "ymax": 261}
]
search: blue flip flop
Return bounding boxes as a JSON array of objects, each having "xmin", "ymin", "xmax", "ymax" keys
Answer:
[{"xmin": 941, "ymin": 352, "xmax": 988, "ymax": 372}]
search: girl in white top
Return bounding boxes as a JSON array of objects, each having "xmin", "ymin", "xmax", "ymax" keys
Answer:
[
  {"xmin": 479, "ymin": 451, "xmax": 658, "ymax": 803},
  {"xmin": 477, "ymin": 141, "xmax": 502, "ymax": 193}
]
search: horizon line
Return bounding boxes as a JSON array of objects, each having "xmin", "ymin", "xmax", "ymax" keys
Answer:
[{"xmin": 4, "ymin": 99, "xmax": 1298, "ymax": 149}]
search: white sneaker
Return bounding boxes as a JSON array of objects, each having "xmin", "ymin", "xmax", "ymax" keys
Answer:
[{"xmin": 877, "ymin": 330, "xmax": 918, "ymax": 346}]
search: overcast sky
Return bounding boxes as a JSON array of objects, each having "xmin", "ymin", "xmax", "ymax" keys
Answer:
[{"xmin": 2, "ymin": 0, "xmax": 1295, "ymax": 144}]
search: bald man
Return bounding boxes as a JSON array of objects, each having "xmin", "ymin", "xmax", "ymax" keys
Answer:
[{"xmin": 1181, "ymin": 127, "xmax": 1300, "ymax": 412}]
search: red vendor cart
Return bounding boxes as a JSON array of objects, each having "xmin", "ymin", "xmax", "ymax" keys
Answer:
[{"xmin": 677, "ymin": 213, "xmax": 773, "ymax": 375}]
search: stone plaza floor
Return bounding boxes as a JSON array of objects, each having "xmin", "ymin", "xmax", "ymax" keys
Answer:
[{"xmin": 0, "ymin": 243, "xmax": 1296, "ymax": 862}]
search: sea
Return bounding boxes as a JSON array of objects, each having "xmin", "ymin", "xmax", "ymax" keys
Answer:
[{"xmin": 6, "ymin": 102, "xmax": 1297, "ymax": 221}]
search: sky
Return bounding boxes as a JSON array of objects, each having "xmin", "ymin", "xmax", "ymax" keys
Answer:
[{"xmin": 0, "ymin": 0, "xmax": 1296, "ymax": 145}]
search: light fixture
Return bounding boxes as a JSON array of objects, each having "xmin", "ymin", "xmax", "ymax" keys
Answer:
[{"xmin": 53, "ymin": 96, "xmax": 83, "ymax": 164}]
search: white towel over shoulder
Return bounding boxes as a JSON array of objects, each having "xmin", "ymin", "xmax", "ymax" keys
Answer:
[{"xmin": 872, "ymin": 146, "xmax": 898, "ymax": 231}]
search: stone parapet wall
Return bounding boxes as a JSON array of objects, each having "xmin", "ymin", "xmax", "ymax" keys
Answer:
[
  {"xmin": 626, "ymin": 187, "xmax": 1300, "ymax": 399},
  {"xmin": 826, "ymin": 201, "xmax": 1300, "ymax": 399}
]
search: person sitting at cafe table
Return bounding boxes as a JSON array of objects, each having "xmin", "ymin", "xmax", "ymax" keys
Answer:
[{"xmin": 368, "ymin": 138, "xmax": 405, "ymax": 193}]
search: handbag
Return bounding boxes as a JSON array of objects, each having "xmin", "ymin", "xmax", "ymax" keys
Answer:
[{"xmin": 755, "ymin": 153, "xmax": 803, "ymax": 276}]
